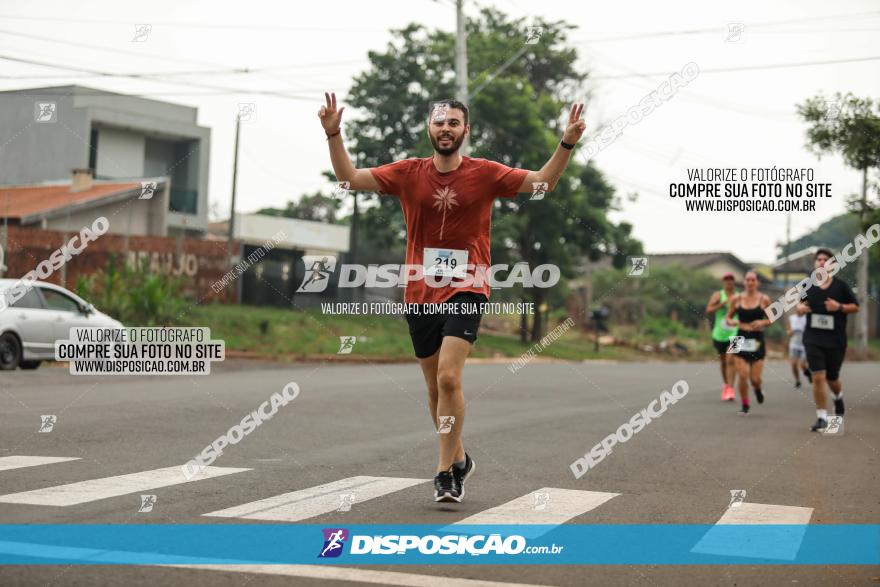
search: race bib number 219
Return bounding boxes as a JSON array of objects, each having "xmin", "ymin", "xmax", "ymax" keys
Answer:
[{"xmin": 423, "ymin": 247, "xmax": 468, "ymax": 278}]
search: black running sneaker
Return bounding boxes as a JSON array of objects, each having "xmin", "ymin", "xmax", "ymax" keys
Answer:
[
  {"xmin": 754, "ymin": 388, "xmax": 764, "ymax": 404},
  {"xmin": 833, "ymin": 396, "xmax": 845, "ymax": 416},
  {"xmin": 794, "ymin": 380, "xmax": 801, "ymax": 389},
  {"xmin": 810, "ymin": 418, "xmax": 828, "ymax": 432},
  {"xmin": 738, "ymin": 404, "xmax": 750, "ymax": 416},
  {"xmin": 453, "ymin": 453, "xmax": 476, "ymax": 490},
  {"xmin": 804, "ymin": 368, "xmax": 812, "ymax": 383},
  {"xmin": 433, "ymin": 469, "xmax": 461, "ymax": 503}
]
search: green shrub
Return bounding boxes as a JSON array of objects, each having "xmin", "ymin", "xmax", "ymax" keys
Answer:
[
  {"xmin": 639, "ymin": 316, "xmax": 700, "ymax": 342},
  {"xmin": 75, "ymin": 255, "xmax": 190, "ymax": 326}
]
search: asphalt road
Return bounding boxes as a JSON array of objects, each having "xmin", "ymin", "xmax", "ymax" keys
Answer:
[{"xmin": 0, "ymin": 357, "xmax": 878, "ymax": 586}]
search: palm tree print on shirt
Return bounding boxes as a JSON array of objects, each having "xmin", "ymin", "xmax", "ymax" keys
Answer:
[{"xmin": 432, "ymin": 186, "xmax": 459, "ymax": 239}]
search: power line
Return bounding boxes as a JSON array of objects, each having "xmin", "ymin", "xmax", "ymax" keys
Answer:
[
  {"xmin": 579, "ymin": 44, "xmax": 794, "ymax": 119},
  {"xmin": 0, "ymin": 54, "xmax": 317, "ymax": 100},
  {"xmin": 0, "ymin": 62, "xmax": 368, "ymax": 81},
  {"xmin": 0, "ymin": 28, "xmax": 235, "ymax": 70},
  {"xmin": 589, "ymin": 55, "xmax": 880, "ymax": 80},
  {"xmin": 0, "ymin": 73, "xmax": 360, "ymax": 82},
  {"xmin": 571, "ymin": 10, "xmax": 880, "ymax": 44},
  {"xmin": 0, "ymin": 28, "xmax": 366, "ymax": 98},
  {"xmin": 0, "ymin": 29, "xmax": 368, "ymax": 79},
  {"xmin": 0, "ymin": 14, "xmax": 387, "ymax": 33},
  {"xmin": 577, "ymin": 26, "xmax": 880, "ymax": 44},
  {"xmin": 468, "ymin": 44, "xmax": 528, "ymax": 100}
]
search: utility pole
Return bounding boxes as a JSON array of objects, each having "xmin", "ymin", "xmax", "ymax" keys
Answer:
[
  {"xmin": 784, "ymin": 211, "xmax": 791, "ymax": 290},
  {"xmin": 61, "ymin": 190, "xmax": 72, "ymax": 288},
  {"xmin": 855, "ymin": 167, "xmax": 869, "ymax": 357},
  {"xmin": 454, "ymin": 0, "xmax": 469, "ymax": 154},
  {"xmin": 227, "ymin": 115, "xmax": 241, "ymax": 270},
  {"xmin": 350, "ymin": 154, "xmax": 361, "ymax": 303}
]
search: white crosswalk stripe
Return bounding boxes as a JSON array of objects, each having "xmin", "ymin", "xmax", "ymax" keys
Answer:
[
  {"xmin": 203, "ymin": 475, "xmax": 426, "ymax": 522},
  {"xmin": 0, "ymin": 456, "xmax": 80, "ymax": 472},
  {"xmin": 455, "ymin": 487, "xmax": 618, "ymax": 525},
  {"xmin": 449, "ymin": 487, "xmax": 619, "ymax": 538},
  {"xmin": 713, "ymin": 502, "xmax": 814, "ymax": 525},
  {"xmin": 0, "ymin": 466, "xmax": 250, "ymax": 506},
  {"xmin": 691, "ymin": 502, "xmax": 814, "ymax": 560}
]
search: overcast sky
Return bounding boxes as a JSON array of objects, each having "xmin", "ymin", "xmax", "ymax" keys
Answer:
[{"xmin": 1, "ymin": 0, "xmax": 878, "ymax": 263}]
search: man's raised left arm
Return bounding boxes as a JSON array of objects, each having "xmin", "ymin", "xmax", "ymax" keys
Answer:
[{"xmin": 517, "ymin": 103, "xmax": 586, "ymax": 193}]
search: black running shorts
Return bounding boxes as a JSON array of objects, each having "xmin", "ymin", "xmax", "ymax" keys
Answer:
[
  {"xmin": 404, "ymin": 292, "xmax": 488, "ymax": 359},
  {"xmin": 805, "ymin": 343, "xmax": 846, "ymax": 381},
  {"xmin": 734, "ymin": 337, "xmax": 765, "ymax": 363},
  {"xmin": 712, "ymin": 338, "xmax": 730, "ymax": 355}
]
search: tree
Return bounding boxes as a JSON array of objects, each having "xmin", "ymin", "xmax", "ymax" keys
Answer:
[
  {"xmin": 335, "ymin": 7, "xmax": 641, "ymax": 341},
  {"xmin": 797, "ymin": 93, "xmax": 880, "ymax": 355},
  {"xmin": 781, "ymin": 213, "xmax": 862, "ymax": 255},
  {"xmin": 592, "ymin": 264, "xmax": 718, "ymax": 330},
  {"xmin": 779, "ymin": 213, "xmax": 879, "ymax": 286}
]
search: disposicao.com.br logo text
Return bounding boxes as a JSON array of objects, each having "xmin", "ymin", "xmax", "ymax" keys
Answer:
[{"xmin": 317, "ymin": 528, "xmax": 564, "ymax": 557}]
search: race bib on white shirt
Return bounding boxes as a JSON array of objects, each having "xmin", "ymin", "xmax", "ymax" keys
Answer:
[
  {"xmin": 740, "ymin": 338, "xmax": 759, "ymax": 352},
  {"xmin": 810, "ymin": 314, "xmax": 835, "ymax": 330},
  {"xmin": 423, "ymin": 247, "xmax": 469, "ymax": 278}
]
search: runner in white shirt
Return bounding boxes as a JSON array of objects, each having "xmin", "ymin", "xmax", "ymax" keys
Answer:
[{"xmin": 786, "ymin": 313, "xmax": 810, "ymax": 388}]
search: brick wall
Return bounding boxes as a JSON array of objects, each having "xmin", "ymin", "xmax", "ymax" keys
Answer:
[{"xmin": 0, "ymin": 226, "xmax": 240, "ymax": 303}]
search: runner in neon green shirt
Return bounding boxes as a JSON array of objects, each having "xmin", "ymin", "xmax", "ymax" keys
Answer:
[{"xmin": 705, "ymin": 273, "xmax": 738, "ymax": 401}]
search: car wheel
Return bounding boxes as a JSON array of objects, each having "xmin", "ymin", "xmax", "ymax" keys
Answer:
[
  {"xmin": 0, "ymin": 332, "xmax": 21, "ymax": 370},
  {"xmin": 20, "ymin": 360, "xmax": 42, "ymax": 370}
]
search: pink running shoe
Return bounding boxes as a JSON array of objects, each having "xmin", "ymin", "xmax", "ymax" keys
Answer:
[{"xmin": 722, "ymin": 385, "xmax": 736, "ymax": 401}]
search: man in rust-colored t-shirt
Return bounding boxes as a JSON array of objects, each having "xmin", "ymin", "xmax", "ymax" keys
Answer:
[
  {"xmin": 319, "ymin": 92, "xmax": 585, "ymax": 503},
  {"xmin": 370, "ymin": 156, "xmax": 526, "ymax": 304}
]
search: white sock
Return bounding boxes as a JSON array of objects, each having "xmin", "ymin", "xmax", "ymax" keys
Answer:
[
  {"xmin": 817, "ymin": 409, "xmax": 828, "ymax": 420},
  {"xmin": 831, "ymin": 391, "xmax": 842, "ymax": 399}
]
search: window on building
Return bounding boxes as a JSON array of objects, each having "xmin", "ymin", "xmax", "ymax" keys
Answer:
[{"xmin": 88, "ymin": 127, "xmax": 98, "ymax": 172}]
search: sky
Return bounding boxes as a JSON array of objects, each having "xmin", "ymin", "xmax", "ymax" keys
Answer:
[{"xmin": 1, "ymin": 0, "xmax": 878, "ymax": 263}]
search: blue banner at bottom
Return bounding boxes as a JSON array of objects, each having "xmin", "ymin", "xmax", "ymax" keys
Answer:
[{"xmin": 0, "ymin": 525, "xmax": 877, "ymax": 565}]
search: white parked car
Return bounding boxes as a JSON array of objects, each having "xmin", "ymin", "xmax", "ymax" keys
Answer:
[{"xmin": 0, "ymin": 279, "xmax": 123, "ymax": 370}]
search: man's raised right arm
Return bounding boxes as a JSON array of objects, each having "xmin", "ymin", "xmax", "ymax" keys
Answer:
[{"xmin": 319, "ymin": 91, "xmax": 379, "ymax": 192}]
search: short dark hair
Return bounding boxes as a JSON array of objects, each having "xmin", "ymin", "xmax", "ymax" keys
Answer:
[
  {"xmin": 815, "ymin": 247, "xmax": 833, "ymax": 259},
  {"xmin": 428, "ymin": 99, "xmax": 469, "ymax": 125}
]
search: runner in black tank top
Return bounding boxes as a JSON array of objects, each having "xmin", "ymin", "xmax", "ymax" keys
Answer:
[
  {"xmin": 735, "ymin": 304, "xmax": 766, "ymax": 360},
  {"xmin": 725, "ymin": 271, "xmax": 773, "ymax": 415}
]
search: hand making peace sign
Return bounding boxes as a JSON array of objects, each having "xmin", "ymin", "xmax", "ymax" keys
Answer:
[
  {"xmin": 562, "ymin": 102, "xmax": 586, "ymax": 144},
  {"xmin": 318, "ymin": 92, "xmax": 345, "ymax": 135}
]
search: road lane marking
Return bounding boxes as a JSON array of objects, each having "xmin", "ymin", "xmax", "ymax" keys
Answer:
[
  {"xmin": 713, "ymin": 502, "xmax": 813, "ymax": 525},
  {"xmin": 446, "ymin": 487, "xmax": 619, "ymax": 539},
  {"xmin": 0, "ymin": 466, "xmax": 249, "ymax": 506},
  {"xmin": 203, "ymin": 476, "xmax": 426, "ymax": 522},
  {"xmin": 166, "ymin": 564, "xmax": 555, "ymax": 586},
  {"xmin": 692, "ymin": 502, "xmax": 814, "ymax": 560},
  {"xmin": 455, "ymin": 487, "xmax": 619, "ymax": 525},
  {"xmin": 0, "ymin": 456, "xmax": 80, "ymax": 472}
]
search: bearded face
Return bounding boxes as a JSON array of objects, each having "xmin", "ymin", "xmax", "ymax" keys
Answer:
[{"xmin": 428, "ymin": 106, "xmax": 468, "ymax": 155}]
